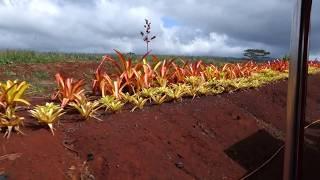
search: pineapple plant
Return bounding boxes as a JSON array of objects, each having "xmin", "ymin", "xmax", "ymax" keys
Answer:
[{"xmin": 29, "ymin": 103, "xmax": 65, "ymax": 135}]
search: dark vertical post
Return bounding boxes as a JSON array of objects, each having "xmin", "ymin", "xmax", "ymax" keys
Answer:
[{"xmin": 284, "ymin": 0, "xmax": 312, "ymax": 179}]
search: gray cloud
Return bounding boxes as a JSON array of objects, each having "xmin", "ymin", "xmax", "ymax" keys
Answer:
[{"xmin": 0, "ymin": 0, "xmax": 319, "ymax": 58}]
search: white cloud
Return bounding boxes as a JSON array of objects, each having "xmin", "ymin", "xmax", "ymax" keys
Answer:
[
  {"xmin": 0, "ymin": 0, "xmax": 319, "ymax": 58},
  {"xmin": 151, "ymin": 26, "xmax": 245, "ymax": 56}
]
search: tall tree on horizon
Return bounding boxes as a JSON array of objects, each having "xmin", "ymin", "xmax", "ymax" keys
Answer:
[{"xmin": 243, "ymin": 49, "xmax": 271, "ymax": 60}]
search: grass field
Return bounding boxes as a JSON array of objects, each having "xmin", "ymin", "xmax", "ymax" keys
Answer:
[
  {"xmin": 0, "ymin": 50, "xmax": 102, "ymax": 64},
  {"xmin": 0, "ymin": 50, "xmax": 245, "ymax": 65}
]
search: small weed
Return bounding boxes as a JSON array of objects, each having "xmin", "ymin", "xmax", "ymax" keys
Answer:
[
  {"xmin": 26, "ymin": 82, "xmax": 56, "ymax": 96},
  {"xmin": 32, "ymin": 71, "xmax": 50, "ymax": 80},
  {"xmin": 3, "ymin": 70, "xmax": 17, "ymax": 77}
]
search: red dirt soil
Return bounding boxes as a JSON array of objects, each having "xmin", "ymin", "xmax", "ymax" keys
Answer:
[
  {"xmin": 0, "ymin": 61, "xmax": 105, "ymax": 78},
  {"xmin": 1, "ymin": 64, "xmax": 320, "ymax": 179},
  {"xmin": 0, "ymin": 61, "xmax": 115, "ymax": 95}
]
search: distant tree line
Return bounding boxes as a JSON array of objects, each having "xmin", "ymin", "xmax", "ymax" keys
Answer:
[{"xmin": 243, "ymin": 49, "xmax": 270, "ymax": 60}]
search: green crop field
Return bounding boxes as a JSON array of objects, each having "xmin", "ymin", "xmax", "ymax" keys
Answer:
[{"xmin": 0, "ymin": 49, "xmax": 246, "ymax": 65}]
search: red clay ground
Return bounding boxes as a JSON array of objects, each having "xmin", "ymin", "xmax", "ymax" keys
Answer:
[
  {"xmin": 0, "ymin": 63, "xmax": 320, "ymax": 180},
  {"xmin": 0, "ymin": 61, "xmax": 116, "ymax": 96}
]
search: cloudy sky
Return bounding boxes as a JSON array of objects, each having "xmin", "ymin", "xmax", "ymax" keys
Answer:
[{"xmin": 0, "ymin": 0, "xmax": 319, "ymax": 58}]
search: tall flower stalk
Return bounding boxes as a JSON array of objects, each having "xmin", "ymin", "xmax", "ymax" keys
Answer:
[{"xmin": 140, "ymin": 19, "xmax": 156, "ymax": 53}]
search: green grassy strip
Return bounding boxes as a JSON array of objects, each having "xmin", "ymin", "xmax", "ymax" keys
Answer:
[
  {"xmin": 0, "ymin": 50, "xmax": 102, "ymax": 64},
  {"xmin": 0, "ymin": 50, "xmax": 245, "ymax": 65}
]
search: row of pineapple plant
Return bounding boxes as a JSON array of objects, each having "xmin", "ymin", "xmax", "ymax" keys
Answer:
[
  {"xmin": 1, "ymin": 51, "xmax": 320, "ymax": 138},
  {"xmin": 0, "ymin": 80, "xmax": 30, "ymax": 138}
]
